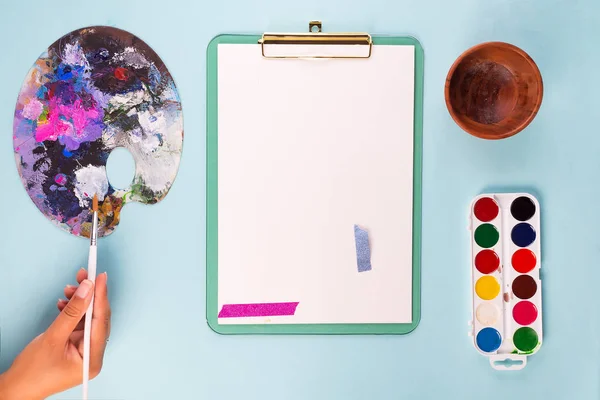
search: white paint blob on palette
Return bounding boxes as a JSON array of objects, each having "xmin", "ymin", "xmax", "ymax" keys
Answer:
[{"xmin": 469, "ymin": 193, "xmax": 543, "ymax": 370}]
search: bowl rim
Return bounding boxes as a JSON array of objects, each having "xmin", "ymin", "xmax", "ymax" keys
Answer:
[{"xmin": 444, "ymin": 41, "xmax": 544, "ymax": 140}]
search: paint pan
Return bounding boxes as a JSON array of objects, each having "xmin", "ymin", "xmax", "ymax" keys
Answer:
[{"xmin": 469, "ymin": 193, "xmax": 543, "ymax": 370}]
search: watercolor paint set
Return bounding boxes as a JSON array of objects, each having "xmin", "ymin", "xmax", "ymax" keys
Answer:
[{"xmin": 468, "ymin": 193, "xmax": 543, "ymax": 370}]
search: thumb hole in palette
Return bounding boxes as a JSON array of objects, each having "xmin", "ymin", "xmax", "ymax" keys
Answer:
[{"xmin": 106, "ymin": 147, "xmax": 136, "ymax": 190}]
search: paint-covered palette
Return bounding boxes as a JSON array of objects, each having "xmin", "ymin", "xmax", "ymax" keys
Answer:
[
  {"xmin": 469, "ymin": 193, "xmax": 543, "ymax": 370},
  {"xmin": 13, "ymin": 26, "xmax": 183, "ymax": 238}
]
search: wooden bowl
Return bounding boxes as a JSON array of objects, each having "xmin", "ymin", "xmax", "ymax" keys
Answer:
[{"xmin": 445, "ymin": 42, "xmax": 543, "ymax": 140}]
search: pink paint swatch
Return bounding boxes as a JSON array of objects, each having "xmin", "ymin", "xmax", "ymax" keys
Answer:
[{"xmin": 218, "ymin": 302, "xmax": 299, "ymax": 318}]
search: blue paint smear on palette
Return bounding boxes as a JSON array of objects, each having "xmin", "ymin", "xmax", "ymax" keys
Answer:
[
  {"xmin": 354, "ymin": 225, "xmax": 372, "ymax": 272},
  {"xmin": 511, "ymin": 223, "xmax": 537, "ymax": 247},
  {"xmin": 476, "ymin": 327, "xmax": 502, "ymax": 353}
]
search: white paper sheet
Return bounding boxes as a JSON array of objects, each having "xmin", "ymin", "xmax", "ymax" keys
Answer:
[{"xmin": 217, "ymin": 43, "xmax": 415, "ymax": 324}]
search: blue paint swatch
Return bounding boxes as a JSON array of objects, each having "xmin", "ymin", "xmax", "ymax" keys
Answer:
[
  {"xmin": 511, "ymin": 223, "xmax": 536, "ymax": 247},
  {"xmin": 476, "ymin": 327, "xmax": 502, "ymax": 353},
  {"xmin": 354, "ymin": 225, "xmax": 372, "ymax": 272}
]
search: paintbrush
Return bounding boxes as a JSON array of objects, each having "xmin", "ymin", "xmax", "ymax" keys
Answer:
[{"xmin": 82, "ymin": 194, "xmax": 98, "ymax": 400}]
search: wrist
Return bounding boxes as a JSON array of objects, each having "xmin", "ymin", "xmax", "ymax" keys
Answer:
[
  {"xmin": 0, "ymin": 369, "xmax": 40, "ymax": 400},
  {"xmin": 0, "ymin": 371, "xmax": 15, "ymax": 400}
]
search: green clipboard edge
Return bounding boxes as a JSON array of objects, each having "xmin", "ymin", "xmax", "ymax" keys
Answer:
[{"xmin": 206, "ymin": 33, "xmax": 424, "ymax": 335}]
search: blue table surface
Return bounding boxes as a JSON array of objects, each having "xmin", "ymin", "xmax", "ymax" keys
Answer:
[{"xmin": 1, "ymin": 0, "xmax": 599, "ymax": 399}]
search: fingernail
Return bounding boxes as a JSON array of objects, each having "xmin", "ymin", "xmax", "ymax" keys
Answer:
[
  {"xmin": 104, "ymin": 271, "xmax": 108, "ymax": 279},
  {"xmin": 79, "ymin": 267, "xmax": 86, "ymax": 271},
  {"xmin": 75, "ymin": 279, "xmax": 93, "ymax": 299},
  {"xmin": 65, "ymin": 284, "xmax": 75, "ymax": 289}
]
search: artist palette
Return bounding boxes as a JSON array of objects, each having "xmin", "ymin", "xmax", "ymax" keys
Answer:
[
  {"xmin": 13, "ymin": 26, "xmax": 183, "ymax": 238},
  {"xmin": 468, "ymin": 193, "xmax": 543, "ymax": 370}
]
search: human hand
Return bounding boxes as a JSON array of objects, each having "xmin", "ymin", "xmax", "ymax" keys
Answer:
[{"xmin": 0, "ymin": 269, "xmax": 111, "ymax": 400}]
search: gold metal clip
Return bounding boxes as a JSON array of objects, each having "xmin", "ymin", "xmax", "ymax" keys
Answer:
[{"xmin": 259, "ymin": 21, "xmax": 372, "ymax": 59}]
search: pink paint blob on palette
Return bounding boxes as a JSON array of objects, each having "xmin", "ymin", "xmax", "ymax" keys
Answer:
[{"xmin": 469, "ymin": 193, "xmax": 543, "ymax": 370}]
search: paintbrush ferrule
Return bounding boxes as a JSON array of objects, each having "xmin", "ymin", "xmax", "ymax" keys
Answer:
[
  {"xmin": 90, "ymin": 194, "xmax": 99, "ymax": 245},
  {"xmin": 90, "ymin": 211, "xmax": 98, "ymax": 246}
]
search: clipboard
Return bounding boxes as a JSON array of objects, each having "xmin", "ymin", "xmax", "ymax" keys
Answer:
[{"xmin": 206, "ymin": 22, "xmax": 424, "ymax": 334}]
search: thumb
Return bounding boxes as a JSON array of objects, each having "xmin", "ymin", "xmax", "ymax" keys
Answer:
[{"xmin": 46, "ymin": 279, "xmax": 94, "ymax": 343}]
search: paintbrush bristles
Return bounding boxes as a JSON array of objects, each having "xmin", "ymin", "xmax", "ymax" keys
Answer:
[{"xmin": 92, "ymin": 194, "xmax": 98, "ymax": 212}]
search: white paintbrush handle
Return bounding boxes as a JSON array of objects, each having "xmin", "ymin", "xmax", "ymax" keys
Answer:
[{"xmin": 83, "ymin": 245, "xmax": 97, "ymax": 400}]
